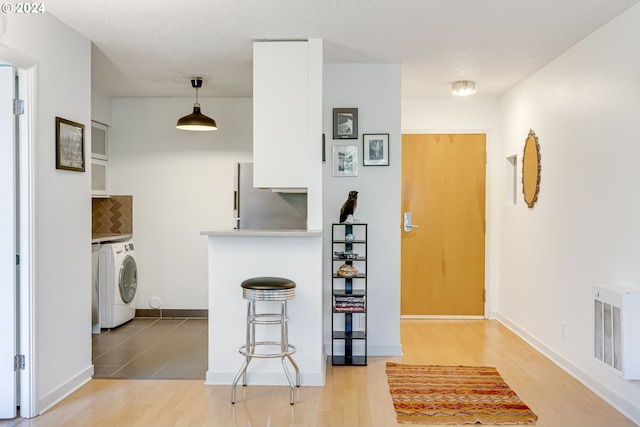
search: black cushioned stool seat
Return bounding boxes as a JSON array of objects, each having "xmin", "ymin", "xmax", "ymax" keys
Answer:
[
  {"xmin": 240, "ymin": 277, "xmax": 296, "ymax": 302},
  {"xmin": 231, "ymin": 276, "xmax": 300, "ymax": 405},
  {"xmin": 241, "ymin": 276, "xmax": 296, "ymax": 290}
]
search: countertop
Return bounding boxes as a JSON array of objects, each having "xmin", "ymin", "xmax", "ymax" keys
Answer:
[
  {"xmin": 201, "ymin": 229, "xmax": 322, "ymax": 237},
  {"xmin": 92, "ymin": 233, "xmax": 133, "ymax": 244}
]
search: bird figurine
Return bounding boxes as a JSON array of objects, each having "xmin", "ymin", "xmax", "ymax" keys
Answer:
[{"xmin": 339, "ymin": 190, "xmax": 358, "ymax": 223}]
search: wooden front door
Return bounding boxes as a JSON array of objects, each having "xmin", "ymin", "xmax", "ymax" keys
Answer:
[{"xmin": 401, "ymin": 134, "xmax": 486, "ymax": 316}]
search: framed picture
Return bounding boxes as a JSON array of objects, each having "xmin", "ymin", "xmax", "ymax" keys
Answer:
[
  {"xmin": 333, "ymin": 108, "xmax": 358, "ymax": 139},
  {"xmin": 332, "ymin": 144, "xmax": 359, "ymax": 177},
  {"xmin": 56, "ymin": 117, "xmax": 85, "ymax": 172},
  {"xmin": 363, "ymin": 133, "xmax": 389, "ymax": 166}
]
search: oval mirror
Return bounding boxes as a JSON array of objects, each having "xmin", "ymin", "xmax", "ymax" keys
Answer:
[{"xmin": 522, "ymin": 129, "xmax": 541, "ymax": 208}]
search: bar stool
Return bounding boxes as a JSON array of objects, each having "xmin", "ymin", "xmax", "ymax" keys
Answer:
[{"xmin": 231, "ymin": 276, "xmax": 300, "ymax": 405}]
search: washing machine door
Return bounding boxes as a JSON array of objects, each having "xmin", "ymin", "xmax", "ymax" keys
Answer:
[{"xmin": 118, "ymin": 255, "xmax": 137, "ymax": 304}]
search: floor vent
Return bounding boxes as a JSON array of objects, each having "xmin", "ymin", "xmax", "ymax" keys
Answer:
[{"xmin": 593, "ymin": 284, "xmax": 640, "ymax": 379}]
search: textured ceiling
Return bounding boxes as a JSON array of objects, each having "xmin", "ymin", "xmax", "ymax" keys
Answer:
[{"xmin": 46, "ymin": 0, "xmax": 639, "ymax": 98}]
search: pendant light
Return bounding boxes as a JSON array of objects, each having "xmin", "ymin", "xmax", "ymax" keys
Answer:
[{"xmin": 176, "ymin": 78, "xmax": 218, "ymax": 131}]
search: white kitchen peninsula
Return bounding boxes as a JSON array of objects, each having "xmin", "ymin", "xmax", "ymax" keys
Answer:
[
  {"xmin": 201, "ymin": 229, "xmax": 325, "ymax": 386},
  {"xmin": 201, "ymin": 38, "xmax": 325, "ymax": 388}
]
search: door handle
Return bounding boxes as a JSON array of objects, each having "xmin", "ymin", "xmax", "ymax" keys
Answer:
[{"xmin": 404, "ymin": 212, "xmax": 420, "ymax": 232}]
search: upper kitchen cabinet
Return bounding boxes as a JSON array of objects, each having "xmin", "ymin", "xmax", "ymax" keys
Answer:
[
  {"xmin": 91, "ymin": 121, "xmax": 109, "ymax": 197},
  {"xmin": 91, "ymin": 121, "xmax": 108, "ymax": 160},
  {"xmin": 253, "ymin": 41, "xmax": 311, "ymax": 190}
]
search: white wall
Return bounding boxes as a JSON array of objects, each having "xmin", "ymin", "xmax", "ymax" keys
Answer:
[
  {"xmin": 401, "ymin": 97, "xmax": 502, "ymax": 316},
  {"xmin": 323, "ymin": 64, "xmax": 402, "ymax": 356},
  {"xmin": 91, "ymin": 90, "xmax": 111, "ymax": 126},
  {"xmin": 499, "ymin": 4, "xmax": 640, "ymax": 423},
  {"xmin": 109, "ymin": 98, "xmax": 252, "ymax": 310},
  {"xmin": 0, "ymin": 13, "xmax": 92, "ymax": 413}
]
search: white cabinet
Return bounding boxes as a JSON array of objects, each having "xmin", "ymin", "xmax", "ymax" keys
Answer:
[
  {"xmin": 91, "ymin": 158, "xmax": 108, "ymax": 197},
  {"xmin": 253, "ymin": 41, "xmax": 309, "ymax": 189},
  {"xmin": 91, "ymin": 121, "xmax": 108, "ymax": 160},
  {"xmin": 91, "ymin": 121, "xmax": 109, "ymax": 197}
]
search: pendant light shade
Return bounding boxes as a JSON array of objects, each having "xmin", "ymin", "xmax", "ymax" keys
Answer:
[{"xmin": 176, "ymin": 78, "xmax": 218, "ymax": 131}]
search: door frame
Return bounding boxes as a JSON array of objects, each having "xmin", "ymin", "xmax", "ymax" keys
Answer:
[
  {"xmin": 1, "ymin": 46, "xmax": 38, "ymax": 418},
  {"xmin": 401, "ymin": 129, "xmax": 492, "ymax": 319}
]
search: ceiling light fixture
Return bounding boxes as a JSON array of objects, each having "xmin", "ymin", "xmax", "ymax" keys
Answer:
[
  {"xmin": 176, "ymin": 78, "xmax": 218, "ymax": 131},
  {"xmin": 452, "ymin": 81, "xmax": 476, "ymax": 96}
]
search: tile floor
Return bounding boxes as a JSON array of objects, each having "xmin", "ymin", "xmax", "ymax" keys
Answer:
[{"xmin": 91, "ymin": 317, "xmax": 208, "ymax": 380}]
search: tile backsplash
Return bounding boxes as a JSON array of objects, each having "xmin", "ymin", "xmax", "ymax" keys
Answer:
[{"xmin": 92, "ymin": 195, "xmax": 133, "ymax": 234}]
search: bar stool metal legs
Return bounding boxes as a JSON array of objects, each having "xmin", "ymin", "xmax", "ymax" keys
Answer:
[{"xmin": 231, "ymin": 277, "xmax": 300, "ymax": 405}]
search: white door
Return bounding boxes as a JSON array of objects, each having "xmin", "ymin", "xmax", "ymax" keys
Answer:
[{"xmin": 0, "ymin": 65, "xmax": 17, "ymax": 418}]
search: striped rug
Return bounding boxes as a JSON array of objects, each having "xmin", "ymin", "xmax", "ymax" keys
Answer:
[{"xmin": 386, "ymin": 362, "xmax": 538, "ymax": 425}]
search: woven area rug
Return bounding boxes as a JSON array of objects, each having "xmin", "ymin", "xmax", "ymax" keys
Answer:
[{"xmin": 386, "ymin": 362, "xmax": 538, "ymax": 425}]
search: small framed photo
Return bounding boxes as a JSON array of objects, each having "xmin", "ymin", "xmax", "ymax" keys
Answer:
[
  {"xmin": 332, "ymin": 144, "xmax": 359, "ymax": 177},
  {"xmin": 333, "ymin": 108, "xmax": 358, "ymax": 139},
  {"xmin": 55, "ymin": 117, "xmax": 85, "ymax": 172},
  {"xmin": 363, "ymin": 133, "xmax": 389, "ymax": 166}
]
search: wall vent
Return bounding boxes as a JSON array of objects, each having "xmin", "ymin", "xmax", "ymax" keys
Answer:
[{"xmin": 593, "ymin": 284, "xmax": 640, "ymax": 379}]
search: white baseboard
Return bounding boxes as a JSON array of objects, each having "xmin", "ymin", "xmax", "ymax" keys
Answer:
[
  {"xmin": 400, "ymin": 315, "xmax": 484, "ymax": 320},
  {"xmin": 368, "ymin": 344, "xmax": 403, "ymax": 356},
  {"xmin": 38, "ymin": 365, "xmax": 93, "ymax": 415},
  {"xmin": 497, "ymin": 313, "xmax": 640, "ymax": 426}
]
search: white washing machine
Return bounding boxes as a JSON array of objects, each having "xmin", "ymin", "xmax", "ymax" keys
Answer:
[{"xmin": 99, "ymin": 241, "xmax": 138, "ymax": 328}]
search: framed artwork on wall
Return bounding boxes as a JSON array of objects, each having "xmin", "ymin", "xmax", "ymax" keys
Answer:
[
  {"xmin": 363, "ymin": 133, "xmax": 389, "ymax": 166},
  {"xmin": 332, "ymin": 144, "xmax": 359, "ymax": 177},
  {"xmin": 55, "ymin": 117, "xmax": 85, "ymax": 172},
  {"xmin": 333, "ymin": 108, "xmax": 358, "ymax": 139}
]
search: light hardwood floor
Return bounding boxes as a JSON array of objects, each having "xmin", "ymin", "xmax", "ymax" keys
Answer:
[{"xmin": 14, "ymin": 320, "xmax": 637, "ymax": 427}]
